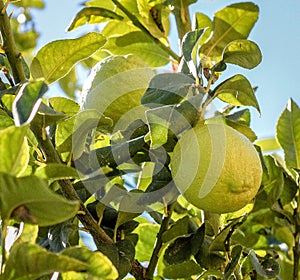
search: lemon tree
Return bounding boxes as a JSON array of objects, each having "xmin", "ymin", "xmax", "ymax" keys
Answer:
[{"xmin": 0, "ymin": 1, "xmax": 299, "ymax": 280}]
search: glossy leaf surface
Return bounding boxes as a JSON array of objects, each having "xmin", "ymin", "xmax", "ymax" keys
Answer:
[
  {"xmin": 0, "ymin": 125, "xmax": 29, "ymax": 176},
  {"xmin": 31, "ymin": 32, "xmax": 106, "ymax": 84},
  {"xmin": 223, "ymin": 39, "xmax": 262, "ymax": 69},
  {"xmin": 200, "ymin": 2, "xmax": 259, "ymax": 59},
  {"xmin": 213, "ymin": 74, "xmax": 260, "ymax": 113},
  {"xmin": 0, "ymin": 173, "xmax": 79, "ymax": 226},
  {"xmin": 276, "ymin": 98, "xmax": 300, "ymax": 169}
]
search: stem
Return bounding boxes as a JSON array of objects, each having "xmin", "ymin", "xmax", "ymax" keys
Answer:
[
  {"xmin": 110, "ymin": 0, "xmax": 180, "ymax": 62},
  {"xmin": 199, "ymin": 75, "xmax": 218, "ymax": 120},
  {"xmin": 145, "ymin": 202, "xmax": 176, "ymax": 279},
  {"xmin": 0, "ymin": 1, "xmax": 26, "ymax": 83},
  {"xmin": 172, "ymin": 0, "xmax": 192, "ymax": 43},
  {"xmin": 293, "ymin": 193, "xmax": 300, "ymax": 280}
]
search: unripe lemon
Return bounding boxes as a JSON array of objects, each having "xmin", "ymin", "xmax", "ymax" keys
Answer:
[
  {"xmin": 171, "ymin": 122, "xmax": 262, "ymax": 213},
  {"xmin": 81, "ymin": 55, "xmax": 154, "ymax": 133}
]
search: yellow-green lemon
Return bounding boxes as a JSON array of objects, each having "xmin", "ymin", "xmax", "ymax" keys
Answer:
[
  {"xmin": 81, "ymin": 55, "xmax": 154, "ymax": 133},
  {"xmin": 171, "ymin": 122, "xmax": 262, "ymax": 213}
]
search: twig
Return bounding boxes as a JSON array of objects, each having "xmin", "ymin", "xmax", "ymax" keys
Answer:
[{"xmin": 145, "ymin": 202, "xmax": 176, "ymax": 279}]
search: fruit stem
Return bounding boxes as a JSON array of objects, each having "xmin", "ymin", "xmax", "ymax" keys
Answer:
[
  {"xmin": 199, "ymin": 73, "xmax": 219, "ymax": 120},
  {"xmin": 145, "ymin": 201, "xmax": 176, "ymax": 279}
]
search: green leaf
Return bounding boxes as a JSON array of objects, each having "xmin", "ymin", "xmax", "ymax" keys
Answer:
[
  {"xmin": 103, "ymin": 30, "xmax": 170, "ymax": 67},
  {"xmin": 164, "ymin": 225, "xmax": 205, "ymax": 265},
  {"xmin": 224, "ymin": 245, "xmax": 243, "ymax": 279},
  {"xmin": 213, "ymin": 74, "xmax": 260, "ymax": 113},
  {"xmin": 146, "ymin": 105, "xmax": 173, "ymax": 149},
  {"xmin": 116, "ymin": 239, "xmax": 135, "ymax": 279},
  {"xmin": 67, "ymin": 7, "xmax": 124, "ymax": 31},
  {"xmin": 61, "ymin": 247, "xmax": 118, "ymax": 279},
  {"xmin": 0, "ymin": 125, "xmax": 29, "ymax": 176},
  {"xmin": 2, "ymin": 243, "xmax": 88, "ymax": 280},
  {"xmin": 12, "ymin": 0, "xmax": 44, "ymax": 9},
  {"xmin": 49, "ymin": 97, "xmax": 80, "ymax": 117},
  {"xmin": 115, "ymin": 196, "xmax": 143, "ymax": 230},
  {"xmin": 0, "ymin": 173, "xmax": 79, "ymax": 226},
  {"xmin": 225, "ymin": 120, "xmax": 257, "ymax": 142},
  {"xmin": 253, "ymin": 156, "xmax": 284, "ymax": 210},
  {"xmin": 0, "ymin": 114, "xmax": 14, "ymax": 130},
  {"xmin": 81, "ymin": 55, "xmax": 155, "ymax": 133},
  {"xmin": 182, "ymin": 29, "xmax": 205, "ymax": 78},
  {"xmin": 249, "ymin": 250, "xmax": 280, "ymax": 279},
  {"xmin": 17, "ymin": 224, "xmax": 39, "ymax": 245},
  {"xmin": 200, "ymin": 2, "xmax": 259, "ymax": 59},
  {"xmin": 223, "ymin": 39, "xmax": 262, "ymax": 69},
  {"xmin": 145, "ymin": 93, "xmax": 203, "ymax": 149},
  {"xmin": 58, "ymin": 68, "xmax": 79, "ymax": 99},
  {"xmin": 140, "ymin": 163, "xmax": 177, "ymax": 206},
  {"xmin": 193, "ymin": 12, "xmax": 212, "ymax": 44},
  {"xmin": 162, "ymin": 216, "xmax": 191, "ymax": 243},
  {"xmin": 137, "ymin": 0, "xmax": 170, "ymax": 40},
  {"xmin": 225, "ymin": 108, "xmax": 251, "ymax": 126},
  {"xmin": 84, "ymin": 0, "xmax": 115, "ymax": 9},
  {"xmin": 141, "ymin": 73, "xmax": 195, "ymax": 107},
  {"xmin": 255, "ymin": 137, "xmax": 281, "ymax": 152},
  {"xmin": 33, "ymin": 102, "xmax": 66, "ymax": 127},
  {"xmin": 280, "ymin": 176, "xmax": 298, "ymax": 205},
  {"xmin": 195, "ymin": 238, "xmax": 225, "ymax": 270},
  {"xmin": 163, "ymin": 260, "xmax": 203, "ymax": 279},
  {"xmin": 276, "ymin": 98, "xmax": 300, "ymax": 168},
  {"xmin": 12, "ymin": 79, "xmax": 48, "ymax": 126},
  {"xmin": 133, "ymin": 223, "xmax": 160, "ymax": 262},
  {"xmin": 35, "ymin": 163, "xmax": 80, "ymax": 182},
  {"xmin": 40, "ymin": 222, "xmax": 75, "ymax": 253},
  {"xmin": 31, "ymin": 32, "xmax": 106, "ymax": 84},
  {"xmin": 209, "ymin": 219, "xmax": 244, "ymax": 252},
  {"xmin": 55, "ymin": 109, "xmax": 103, "ymax": 161}
]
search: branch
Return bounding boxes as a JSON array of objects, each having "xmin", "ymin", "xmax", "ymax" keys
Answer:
[
  {"xmin": 30, "ymin": 124, "xmax": 113, "ymax": 246},
  {"xmin": 145, "ymin": 202, "xmax": 176, "ymax": 279},
  {"xmin": 0, "ymin": 0, "xmax": 26, "ymax": 83}
]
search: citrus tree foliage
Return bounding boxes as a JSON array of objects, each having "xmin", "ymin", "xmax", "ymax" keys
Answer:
[{"xmin": 0, "ymin": 0, "xmax": 299, "ymax": 279}]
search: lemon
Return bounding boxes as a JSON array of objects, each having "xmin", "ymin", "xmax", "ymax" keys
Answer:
[
  {"xmin": 81, "ymin": 55, "xmax": 154, "ymax": 133},
  {"xmin": 171, "ymin": 122, "xmax": 262, "ymax": 213}
]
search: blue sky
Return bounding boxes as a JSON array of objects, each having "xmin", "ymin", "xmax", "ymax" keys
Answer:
[{"xmin": 32, "ymin": 0, "xmax": 300, "ymax": 139}]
